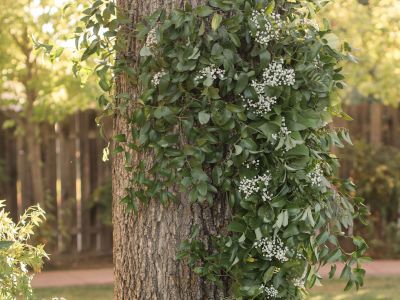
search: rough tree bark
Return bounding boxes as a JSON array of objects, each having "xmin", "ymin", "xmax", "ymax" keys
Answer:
[{"xmin": 113, "ymin": 1, "xmax": 231, "ymax": 299}]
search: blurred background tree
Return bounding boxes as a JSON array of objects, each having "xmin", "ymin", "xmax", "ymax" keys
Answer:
[
  {"xmin": 322, "ymin": 0, "xmax": 400, "ymax": 105},
  {"xmin": 0, "ymin": 0, "xmax": 97, "ymax": 207}
]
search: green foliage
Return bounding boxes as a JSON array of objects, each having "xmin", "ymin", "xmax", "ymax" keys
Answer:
[
  {"xmin": 322, "ymin": 0, "xmax": 400, "ymax": 105},
  {"xmin": 0, "ymin": 0, "xmax": 98, "ymax": 125},
  {"xmin": 340, "ymin": 141, "xmax": 400, "ymax": 258},
  {"xmin": 0, "ymin": 201, "xmax": 48, "ymax": 300},
  {"xmin": 72, "ymin": 0, "xmax": 126, "ymax": 112},
  {"xmin": 76, "ymin": 0, "xmax": 369, "ymax": 299}
]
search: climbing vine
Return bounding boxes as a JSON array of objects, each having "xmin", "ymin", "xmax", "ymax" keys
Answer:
[{"xmin": 75, "ymin": 0, "xmax": 369, "ymax": 299}]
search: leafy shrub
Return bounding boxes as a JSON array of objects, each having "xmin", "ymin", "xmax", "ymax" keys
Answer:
[{"xmin": 0, "ymin": 201, "xmax": 48, "ymax": 300}]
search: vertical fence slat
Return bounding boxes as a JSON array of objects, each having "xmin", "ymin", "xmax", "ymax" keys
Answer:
[
  {"xmin": 17, "ymin": 136, "xmax": 34, "ymax": 211},
  {"xmin": 59, "ymin": 116, "xmax": 77, "ymax": 253},
  {"xmin": 79, "ymin": 111, "xmax": 92, "ymax": 252}
]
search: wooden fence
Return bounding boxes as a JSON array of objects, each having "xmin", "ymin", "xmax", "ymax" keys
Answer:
[{"xmin": 0, "ymin": 110, "xmax": 112, "ymax": 256}]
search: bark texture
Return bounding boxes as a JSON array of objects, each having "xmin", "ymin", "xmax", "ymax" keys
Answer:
[{"xmin": 113, "ymin": 0, "xmax": 231, "ymax": 299}]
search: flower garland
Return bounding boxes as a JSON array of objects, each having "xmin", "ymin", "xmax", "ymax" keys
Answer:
[{"xmin": 114, "ymin": 0, "xmax": 370, "ymax": 299}]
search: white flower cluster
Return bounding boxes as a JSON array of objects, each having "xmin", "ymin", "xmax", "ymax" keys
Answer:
[
  {"xmin": 145, "ymin": 28, "xmax": 157, "ymax": 48},
  {"xmin": 238, "ymin": 177, "xmax": 259, "ymax": 199},
  {"xmin": 292, "ymin": 277, "xmax": 305, "ymax": 289},
  {"xmin": 259, "ymin": 173, "xmax": 273, "ymax": 202},
  {"xmin": 151, "ymin": 70, "xmax": 167, "ymax": 86},
  {"xmin": 307, "ymin": 163, "xmax": 323, "ymax": 186},
  {"xmin": 272, "ymin": 117, "xmax": 291, "ymax": 141},
  {"xmin": 260, "ymin": 284, "xmax": 279, "ymax": 298},
  {"xmin": 254, "ymin": 237, "xmax": 289, "ymax": 262},
  {"xmin": 280, "ymin": 117, "xmax": 291, "ymax": 136},
  {"xmin": 195, "ymin": 64, "xmax": 225, "ymax": 82},
  {"xmin": 251, "ymin": 10, "xmax": 283, "ymax": 46},
  {"xmin": 262, "ymin": 61, "xmax": 295, "ymax": 87},
  {"xmin": 242, "ymin": 80, "xmax": 277, "ymax": 115},
  {"xmin": 239, "ymin": 172, "xmax": 273, "ymax": 202},
  {"xmin": 244, "ymin": 159, "xmax": 260, "ymax": 169}
]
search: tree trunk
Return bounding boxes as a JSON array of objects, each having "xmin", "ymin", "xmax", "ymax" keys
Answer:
[
  {"xmin": 113, "ymin": 1, "xmax": 230, "ymax": 299},
  {"xmin": 25, "ymin": 121, "xmax": 45, "ymax": 206},
  {"xmin": 369, "ymin": 102, "xmax": 382, "ymax": 146}
]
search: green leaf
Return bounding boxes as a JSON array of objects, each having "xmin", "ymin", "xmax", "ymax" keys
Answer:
[
  {"xmin": 263, "ymin": 266, "xmax": 275, "ymax": 283},
  {"xmin": 211, "ymin": 13, "xmax": 223, "ymax": 31},
  {"xmin": 0, "ymin": 241, "xmax": 13, "ymax": 249},
  {"xmin": 228, "ymin": 219, "xmax": 247, "ymax": 233},
  {"xmin": 265, "ymin": 1, "xmax": 275, "ymax": 14},
  {"xmin": 195, "ymin": 6, "xmax": 214, "ymax": 17},
  {"xmin": 234, "ymin": 145, "xmax": 243, "ymax": 155},
  {"xmin": 327, "ymin": 249, "xmax": 343, "ymax": 263},
  {"xmin": 99, "ymin": 79, "xmax": 111, "ymax": 92},
  {"xmin": 316, "ymin": 231, "xmax": 330, "ymax": 246},
  {"xmin": 234, "ymin": 73, "xmax": 249, "ymax": 94},
  {"xmin": 113, "ymin": 134, "xmax": 126, "ymax": 142},
  {"xmin": 198, "ymin": 111, "xmax": 211, "ymax": 125},
  {"xmin": 198, "ymin": 181, "xmax": 208, "ymax": 196},
  {"xmin": 139, "ymin": 46, "xmax": 152, "ymax": 57},
  {"xmin": 329, "ymin": 264, "xmax": 337, "ymax": 279}
]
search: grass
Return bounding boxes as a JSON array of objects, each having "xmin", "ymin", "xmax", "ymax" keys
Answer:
[
  {"xmin": 34, "ymin": 285, "xmax": 113, "ymax": 300},
  {"xmin": 308, "ymin": 276, "xmax": 400, "ymax": 300},
  {"xmin": 33, "ymin": 277, "xmax": 400, "ymax": 299}
]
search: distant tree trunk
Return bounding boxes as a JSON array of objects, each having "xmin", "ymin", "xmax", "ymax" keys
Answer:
[
  {"xmin": 113, "ymin": 1, "xmax": 230, "ymax": 299},
  {"xmin": 369, "ymin": 102, "xmax": 382, "ymax": 146},
  {"xmin": 25, "ymin": 122, "xmax": 45, "ymax": 206}
]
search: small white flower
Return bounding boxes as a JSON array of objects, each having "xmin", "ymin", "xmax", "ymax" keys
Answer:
[
  {"xmin": 238, "ymin": 176, "xmax": 260, "ymax": 199},
  {"xmin": 242, "ymin": 80, "xmax": 277, "ymax": 116},
  {"xmin": 239, "ymin": 171, "xmax": 273, "ymax": 202},
  {"xmin": 293, "ymin": 277, "xmax": 305, "ymax": 289},
  {"xmin": 145, "ymin": 28, "xmax": 157, "ymax": 48},
  {"xmin": 6, "ymin": 257, "xmax": 14, "ymax": 267},
  {"xmin": 195, "ymin": 64, "xmax": 225, "ymax": 83},
  {"xmin": 280, "ymin": 117, "xmax": 291, "ymax": 136},
  {"xmin": 307, "ymin": 163, "xmax": 324, "ymax": 186},
  {"xmin": 254, "ymin": 236, "xmax": 289, "ymax": 262},
  {"xmin": 151, "ymin": 70, "xmax": 167, "ymax": 86},
  {"xmin": 251, "ymin": 10, "xmax": 283, "ymax": 46},
  {"xmin": 271, "ymin": 117, "xmax": 291, "ymax": 148},
  {"xmin": 244, "ymin": 159, "xmax": 260, "ymax": 169},
  {"xmin": 260, "ymin": 284, "xmax": 279, "ymax": 298},
  {"xmin": 262, "ymin": 60, "xmax": 295, "ymax": 87},
  {"xmin": 20, "ymin": 262, "xmax": 27, "ymax": 273}
]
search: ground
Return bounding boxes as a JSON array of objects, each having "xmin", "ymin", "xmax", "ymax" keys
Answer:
[{"xmin": 34, "ymin": 277, "xmax": 400, "ymax": 300}]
